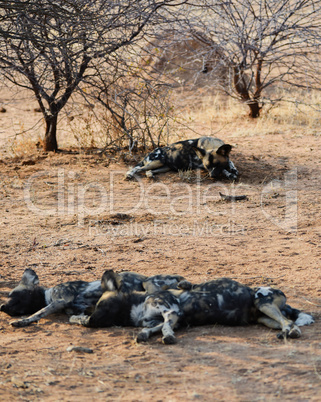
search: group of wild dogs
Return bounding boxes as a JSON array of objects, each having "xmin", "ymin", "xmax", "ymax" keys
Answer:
[
  {"xmin": 0, "ymin": 137, "xmax": 315, "ymax": 343},
  {"xmin": 0, "ymin": 268, "xmax": 314, "ymax": 344}
]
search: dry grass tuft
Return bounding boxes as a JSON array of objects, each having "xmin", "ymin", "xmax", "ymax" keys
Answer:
[
  {"xmin": 8, "ymin": 134, "xmax": 40, "ymax": 157},
  {"xmin": 179, "ymin": 88, "xmax": 321, "ymax": 141}
]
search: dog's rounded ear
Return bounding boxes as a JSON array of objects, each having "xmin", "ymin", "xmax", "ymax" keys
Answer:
[
  {"xmin": 193, "ymin": 146, "xmax": 206, "ymax": 159},
  {"xmin": 216, "ymin": 144, "xmax": 232, "ymax": 156},
  {"xmin": 101, "ymin": 270, "xmax": 119, "ymax": 291},
  {"xmin": 20, "ymin": 269, "xmax": 40, "ymax": 287},
  {"xmin": 142, "ymin": 280, "xmax": 158, "ymax": 293},
  {"xmin": 101, "ymin": 270, "xmax": 125, "ymax": 291}
]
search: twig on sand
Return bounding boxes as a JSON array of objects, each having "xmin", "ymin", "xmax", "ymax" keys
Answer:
[{"xmin": 219, "ymin": 192, "xmax": 248, "ymax": 202}]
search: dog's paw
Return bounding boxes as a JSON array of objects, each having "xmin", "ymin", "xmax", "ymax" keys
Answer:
[
  {"xmin": 227, "ymin": 172, "xmax": 239, "ymax": 181},
  {"xmin": 145, "ymin": 171, "xmax": 154, "ymax": 179},
  {"xmin": 136, "ymin": 331, "xmax": 149, "ymax": 343},
  {"xmin": 288, "ymin": 325, "xmax": 301, "ymax": 339},
  {"xmin": 69, "ymin": 315, "xmax": 90, "ymax": 326},
  {"xmin": 10, "ymin": 319, "xmax": 31, "ymax": 328},
  {"xmin": 277, "ymin": 324, "xmax": 301, "ymax": 340},
  {"xmin": 125, "ymin": 171, "xmax": 141, "ymax": 181},
  {"xmin": 125, "ymin": 172, "xmax": 134, "ymax": 180},
  {"xmin": 221, "ymin": 169, "xmax": 238, "ymax": 181},
  {"xmin": 162, "ymin": 334, "xmax": 177, "ymax": 345}
]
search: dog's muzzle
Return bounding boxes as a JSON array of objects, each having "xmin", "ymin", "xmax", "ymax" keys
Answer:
[{"xmin": 210, "ymin": 160, "xmax": 238, "ymax": 180}]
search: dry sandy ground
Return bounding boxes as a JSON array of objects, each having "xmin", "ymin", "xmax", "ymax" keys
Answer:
[{"xmin": 0, "ymin": 119, "xmax": 321, "ymax": 400}]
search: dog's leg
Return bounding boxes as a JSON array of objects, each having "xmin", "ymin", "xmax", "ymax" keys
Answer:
[
  {"xmin": 257, "ymin": 316, "xmax": 282, "ymax": 329},
  {"xmin": 126, "ymin": 164, "xmax": 145, "ymax": 179},
  {"xmin": 69, "ymin": 314, "xmax": 91, "ymax": 326},
  {"xmin": 257, "ymin": 305, "xmax": 301, "ymax": 339},
  {"xmin": 146, "ymin": 166, "xmax": 171, "ymax": 178},
  {"xmin": 257, "ymin": 311, "xmax": 314, "ymax": 331},
  {"xmin": 136, "ymin": 322, "xmax": 165, "ymax": 343},
  {"xmin": 228, "ymin": 160, "xmax": 239, "ymax": 178},
  {"xmin": 219, "ymin": 160, "xmax": 239, "ymax": 181},
  {"xmin": 161, "ymin": 310, "xmax": 179, "ymax": 344},
  {"xmin": 136, "ymin": 309, "xmax": 179, "ymax": 344},
  {"xmin": 10, "ymin": 300, "xmax": 67, "ymax": 327},
  {"xmin": 221, "ymin": 169, "xmax": 236, "ymax": 180},
  {"xmin": 221, "ymin": 168, "xmax": 238, "ymax": 181},
  {"xmin": 126, "ymin": 159, "xmax": 164, "ymax": 179},
  {"xmin": 136, "ymin": 291, "xmax": 180, "ymax": 344},
  {"xmin": 254, "ymin": 287, "xmax": 301, "ymax": 339},
  {"xmin": 138, "ymin": 160, "xmax": 165, "ymax": 178}
]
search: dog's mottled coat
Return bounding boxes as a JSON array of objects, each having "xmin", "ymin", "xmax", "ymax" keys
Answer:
[
  {"xmin": 70, "ymin": 278, "xmax": 314, "ymax": 344},
  {"xmin": 0, "ymin": 269, "xmax": 184, "ymax": 327},
  {"xmin": 126, "ymin": 137, "xmax": 239, "ymax": 180}
]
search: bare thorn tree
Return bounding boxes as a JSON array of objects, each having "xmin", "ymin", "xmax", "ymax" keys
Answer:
[
  {"xmin": 185, "ymin": 0, "xmax": 321, "ymax": 117},
  {"xmin": 0, "ymin": 0, "xmax": 186, "ymax": 151}
]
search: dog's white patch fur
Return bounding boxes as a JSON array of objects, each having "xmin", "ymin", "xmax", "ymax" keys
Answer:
[
  {"xmin": 131, "ymin": 296, "xmax": 181, "ymax": 327},
  {"xmin": 44, "ymin": 281, "xmax": 100, "ymax": 305},
  {"xmin": 179, "ymin": 291, "xmax": 191, "ymax": 303},
  {"xmin": 152, "ymin": 278, "xmax": 178, "ymax": 288},
  {"xmin": 102, "ymin": 278, "xmax": 116, "ymax": 291},
  {"xmin": 217, "ymin": 294, "xmax": 224, "ymax": 308},
  {"xmin": 255, "ymin": 287, "xmax": 273, "ymax": 297},
  {"xmin": 44, "ymin": 288, "xmax": 53, "ymax": 304},
  {"xmin": 130, "ymin": 302, "xmax": 147, "ymax": 326},
  {"xmin": 86, "ymin": 281, "xmax": 101, "ymax": 291}
]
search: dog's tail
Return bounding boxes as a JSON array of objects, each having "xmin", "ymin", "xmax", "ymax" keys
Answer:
[{"xmin": 282, "ymin": 304, "xmax": 315, "ymax": 327}]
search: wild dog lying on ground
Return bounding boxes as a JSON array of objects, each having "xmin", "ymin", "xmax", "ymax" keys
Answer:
[
  {"xmin": 0, "ymin": 268, "xmax": 184, "ymax": 327},
  {"xmin": 102, "ymin": 269, "xmax": 185, "ymax": 294},
  {"xmin": 70, "ymin": 278, "xmax": 314, "ymax": 344},
  {"xmin": 126, "ymin": 137, "xmax": 239, "ymax": 180}
]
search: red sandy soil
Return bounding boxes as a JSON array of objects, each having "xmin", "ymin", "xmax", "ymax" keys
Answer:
[{"xmin": 0, "ymin": 130, "xmax": 321, "ymax": 401}]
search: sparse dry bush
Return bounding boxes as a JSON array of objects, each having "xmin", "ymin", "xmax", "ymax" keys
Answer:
[
  {"xmin": 96, "ymin": 78, "xmax": 176, "ymax": 151},
  {"xmin": 9, "ymin": 134, "xmax": 39, "ymax": 157},
  {"xmin": 77, "ymin": 53, "xmax": 188, "ymax": 152}
]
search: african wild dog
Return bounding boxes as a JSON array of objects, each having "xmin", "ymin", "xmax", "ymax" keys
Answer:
[
  {"xmin": 102, "ymin": 269, "xmax": 185, "ymax": 294},
  {"xmin": 70, "ymin": 278, "xmax": 314, "ymax": 344},
  {"xmin": 0, "ymin": 269, "xmax": 132, "ymax": 327},
  {"xmin": 69, "ymin": 270, "xmax": 186, "ymax": 329},
  {"xmin": 126, "ymin": 137, "xmax": 238, "ymax": 180},
  {"xmin": 0, "ymin": 269, "xmax": 184, "ymax": 327}
]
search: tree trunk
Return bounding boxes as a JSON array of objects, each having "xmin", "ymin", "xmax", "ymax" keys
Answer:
[
  {"xmin": 248, "ymin": 101, "xmax": 261, "ymax": 118},
  {"xmin": 233, "ymin": 66, "xmax": 261, "ymax": 118},
  {"xmin": 44, "ymin": 114, "xmax": 58, "ymax": 152}
]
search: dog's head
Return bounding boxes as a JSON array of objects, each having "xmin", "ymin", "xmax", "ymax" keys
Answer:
[
  {"xmin": 143, "ymin": 274, "xmax": 185, "ymax": 293},
  {"xmin": 0, "ymin": 269, "xmax": 45, "ymax": 317},
  {"xmin": 101, "ymin": 270, "xmax": 146, "ymax": 293},
  {"xmin": 193, "ymin": 144, "xmax": 238, "ymax": 180}
]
